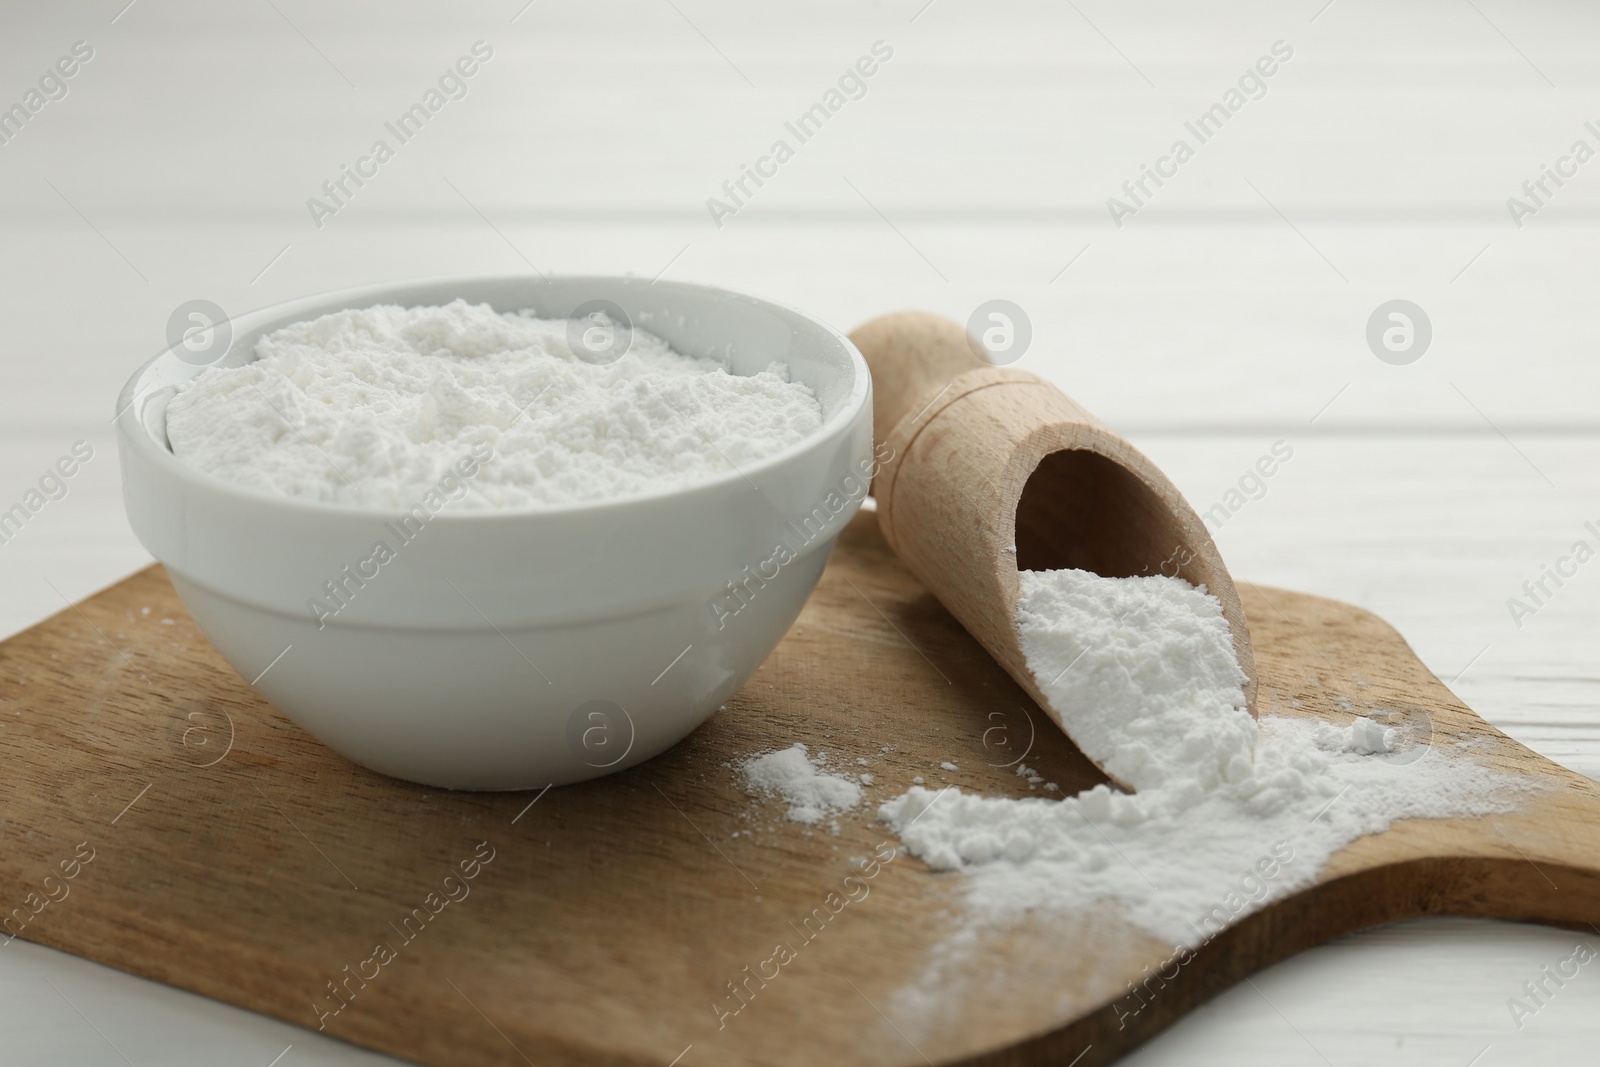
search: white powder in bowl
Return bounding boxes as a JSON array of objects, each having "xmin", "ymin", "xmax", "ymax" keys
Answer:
[
  {"xmin": 163, "ymin": 300, "xmax": 824, "ymax": 508},
  {"xmin": 877, "ymin": 567, "xmax": 1535, "ymax": 1009},
  {"xmin": 742, "ymin": 743, "xmax": 863, "ymax": 824}
]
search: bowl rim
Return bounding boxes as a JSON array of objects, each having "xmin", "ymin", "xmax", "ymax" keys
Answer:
[{"xmin": 116, "ymin": 273, "xmax": 873, "ymax": 521}]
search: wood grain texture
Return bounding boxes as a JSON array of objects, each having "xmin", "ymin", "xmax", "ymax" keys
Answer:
[{"xmin": 1, "ymin": 510, "xmax": 1597, "ymax": 1066}]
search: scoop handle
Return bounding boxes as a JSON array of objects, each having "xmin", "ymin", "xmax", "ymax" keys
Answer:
[{"xmin": 851, "ymin": 311, "xmax": 988, "ymax": 442}]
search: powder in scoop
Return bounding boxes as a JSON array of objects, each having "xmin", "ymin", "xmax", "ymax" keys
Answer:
[
  {"xmin": 1014, "ymin": 567, "xmax": 1254, "ymax": 791},
  {"xmin": 164, "ymin": 300, "xmax": 823, "ymax": 508},
  {"xmin": 742, "ymin": 744, "xmax": 863, "ymax": 824}
]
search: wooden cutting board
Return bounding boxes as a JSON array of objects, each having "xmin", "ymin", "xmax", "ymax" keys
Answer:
[{"xmin": 2, "ymin": 509, "xmax": 1598, "ymax": 1067}]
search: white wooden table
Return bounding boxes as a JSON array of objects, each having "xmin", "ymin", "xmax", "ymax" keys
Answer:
[{"xmin": 2, "ymin": 1, "xmax": 1597, "ymax": 1063}]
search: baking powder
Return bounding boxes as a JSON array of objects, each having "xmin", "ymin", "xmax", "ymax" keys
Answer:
[{"xmin": 165, "ymin": 300, "xmax": 822, "ymax": 508}]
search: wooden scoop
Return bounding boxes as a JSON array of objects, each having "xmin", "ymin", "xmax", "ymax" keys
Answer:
[{"xmin": 849, "ymin": 311, "xmax": 1258, "ymax": 781}]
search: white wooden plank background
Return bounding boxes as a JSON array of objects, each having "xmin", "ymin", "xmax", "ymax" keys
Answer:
[{"xmin": 2, "ymin": 1, "xmax": 1598, "ymax": 1064}]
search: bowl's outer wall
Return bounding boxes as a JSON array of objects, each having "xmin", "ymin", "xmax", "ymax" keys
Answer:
[{"xmin": 169, "ymin": 545, "xmax": 831, "ymax": 790}]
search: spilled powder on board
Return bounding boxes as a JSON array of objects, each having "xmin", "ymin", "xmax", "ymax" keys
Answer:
[
  {"xmin": 742, "ymin": 744, "xmax": 863, "ymax": 825},
  {"xmin": 876, "ymin": 567, "xmax": 1534, "ymax": 1017}
]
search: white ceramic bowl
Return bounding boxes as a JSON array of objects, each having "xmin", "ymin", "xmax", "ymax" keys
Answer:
[{"xmin": 117, "ymin": 275, "xmax": 873, "ymax": 789}]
